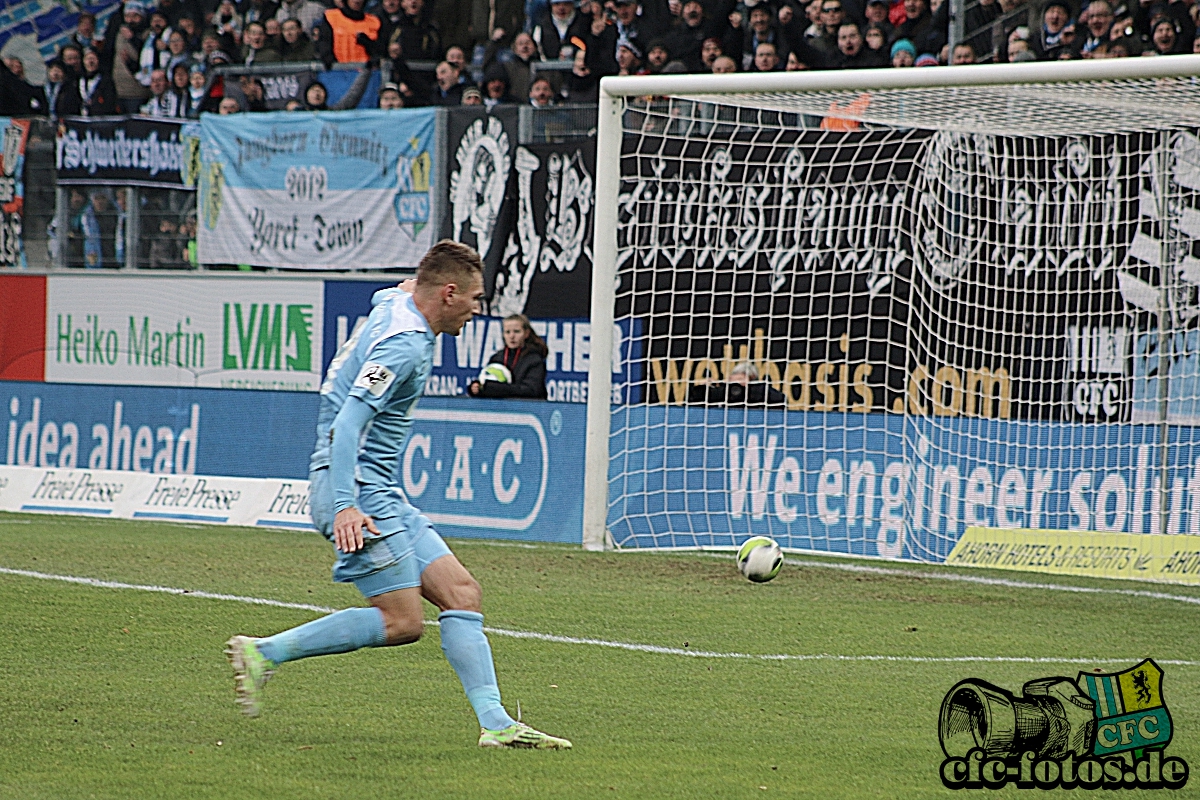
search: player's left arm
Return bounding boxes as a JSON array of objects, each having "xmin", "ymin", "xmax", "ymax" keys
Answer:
[{"xmin": 330, "ymin": 397, "xmax": 380, "ymax": 553}]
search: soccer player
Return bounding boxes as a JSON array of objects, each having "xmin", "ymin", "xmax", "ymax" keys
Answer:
[{"xmin": 225, "ymin": 241, "xmax": 571, "ymax": 750}]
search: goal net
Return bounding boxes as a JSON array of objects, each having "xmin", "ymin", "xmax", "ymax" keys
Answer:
[{"xmin": 583, "ymin": 58, "xmax": 1200, "ymax": 564}]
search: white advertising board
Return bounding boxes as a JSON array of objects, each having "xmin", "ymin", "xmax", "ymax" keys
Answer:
[{"xmin": 44, "ymin": 277, "xmax": 324, "ymax": 391}]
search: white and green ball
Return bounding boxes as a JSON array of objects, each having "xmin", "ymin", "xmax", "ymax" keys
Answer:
[
  {"xmin": 479, "ymin": 363, "xmax": 512, "ymax": 384},
  {"xmin": 736, "ymin": 536, "xmax": 783, "ymax": 583}
]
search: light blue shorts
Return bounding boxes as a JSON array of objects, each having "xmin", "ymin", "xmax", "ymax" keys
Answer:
[{"xmin": 309, "ymin": 469, "xmax": 453, "ymax": 598}]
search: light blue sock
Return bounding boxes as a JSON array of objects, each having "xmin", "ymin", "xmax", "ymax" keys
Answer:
[
  {"xmin": 257, "ymin": 607, "xmax": 386, "ymax": 665},
  {"xmin": 438, "ymin": 610, "xmax": 517, "ymax": 731}
]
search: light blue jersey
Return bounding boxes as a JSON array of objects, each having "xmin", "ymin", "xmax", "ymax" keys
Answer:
[{"xmin": 311, "ymin": 288, "xmax": 434, "ymax": 522}]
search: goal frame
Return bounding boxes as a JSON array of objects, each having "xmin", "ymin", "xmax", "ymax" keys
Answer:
[{"xmin": 582, "ymin": 54, "xmax": 1200, "ymax": 551}]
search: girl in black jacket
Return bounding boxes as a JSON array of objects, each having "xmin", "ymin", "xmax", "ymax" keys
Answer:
[{"xmin": 469, "ymin": 314, "xmax": 548, "ymax": 399}]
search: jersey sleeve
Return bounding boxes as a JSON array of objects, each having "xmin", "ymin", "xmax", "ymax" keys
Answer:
[{"xmin": 345, "ymin": 333, "xmax": 424, "ymax": 410}]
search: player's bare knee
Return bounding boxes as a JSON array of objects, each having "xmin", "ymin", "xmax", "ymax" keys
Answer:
[
  {"xmin": 447, "ymin": 576, "xmax": 482, "ymax": 612},
  {"xmin": 381, "ymin": 611, "xmax": 424, "ymax": 646}
]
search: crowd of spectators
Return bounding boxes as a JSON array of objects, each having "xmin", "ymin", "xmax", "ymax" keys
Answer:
[{"xmin": 1, "ymin": 0, "xmax": 1195, "ymax": 119}]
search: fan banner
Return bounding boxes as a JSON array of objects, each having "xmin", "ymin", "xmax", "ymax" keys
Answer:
[
  {"xmin": 196, "ymin": 108, "xmax": 435, "ymax": 269},
  {"xmin": 619, "ymin": 125, "xmax": 1200, "ymax": 423},
  {"xmin": 55, "ymin": 116, "xmax": 195, "ymax": 188},
  {"xmin": 0, "ymin": 117, "xmax": 28, "ymax": 268},
  {"xmin": 443, "ymin": 107, "xmax": 595, "ymax": 318}
]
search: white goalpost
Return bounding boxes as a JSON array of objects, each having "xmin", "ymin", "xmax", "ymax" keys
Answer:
[{"xmin": 584, "ymin": 55, "xmax": 1200, "ymax": 569}]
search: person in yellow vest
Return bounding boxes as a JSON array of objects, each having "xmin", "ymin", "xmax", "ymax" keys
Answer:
[{"xmin": 317, "ymin": 0, "xmax": 381, "ymax": 68}]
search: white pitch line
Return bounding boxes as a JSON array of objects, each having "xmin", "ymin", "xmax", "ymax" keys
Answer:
[
  {"xmin": 2, "ymin": 565, "xmax": 1197, "ymax": 667},
  {"xmin": 681, "ymin": 550, "xmax": 1200, "ymax": 607}
]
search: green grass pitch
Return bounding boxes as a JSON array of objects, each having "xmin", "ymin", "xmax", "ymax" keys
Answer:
[{"xmin": 2, "ymin": 511, "xmax": 1199, "ymax": 799}]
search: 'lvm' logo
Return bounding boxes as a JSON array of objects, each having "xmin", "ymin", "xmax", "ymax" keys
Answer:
[{"xmin": 221, "ymin": 303, "xmax": 313, "ymax": 372}]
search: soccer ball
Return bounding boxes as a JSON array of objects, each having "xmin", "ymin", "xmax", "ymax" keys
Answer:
[
  {"xmin": 736, "ymin": 536, "xmax": 783, "ymax": 583},
  {"xmin": 479, "ymin": 363, "xmax": 512, "ymax": 383}
]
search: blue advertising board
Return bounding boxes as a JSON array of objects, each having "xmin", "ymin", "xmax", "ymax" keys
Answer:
[
  {"xmin": 608, "ymin": 407, "xmax": 1200, "ymax": 560},
  {"xmin": 1, "ymin": 380, "xmax": 585, "ymax": 543},
  {"xmin": 1, "ymin": 380, "xmax": 316, "ymax": 479}
]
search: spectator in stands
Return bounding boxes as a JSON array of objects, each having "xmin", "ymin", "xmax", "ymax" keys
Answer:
[
  {"xmin": 664, "ymin": 0, "xmax": 713, "ymax": 71},
  {"xmin": 78, "ymin": 48, "xmax": 119, "ymax": 116},
  {"xmin": 1008, "ymin": 33, "xmax": 1036, "ymax": 60},
  {"xmin": 241, "ymin": 76, "xmax": 270, "ymax": 110},
  {"xmin": 241, "ymin": 0, "xmax": 281, "ymax": 26},
  {"xmin": 699, "ymin": 37, "xmax": 723, "ymax": 70},
  {"xmin": 67, "ymin": 188, "xmax": 101, "ymax": 268},
  {"xmin": 149, "ymin": 216, "xmax": 184, "ymax": 269},
  {"xmin": 200, "ymin": 32, "xmax": 230, "ymax": 68},
  {"xmin": 864, "ymin": 0, "xmax": 895, "ymax": 40},
  {"xmin": 394, "ymin": 0, "xmax": 442, "ymax": 62},
  {"xmin": 318, "ymin": 0, "xmax": 381, "ymax": 67},
  {"xmin": 176, "ymin": 15, "xmax": 202, "ymax": 54},
  {"xmin": 589, "ymin": 0, "xmax": 650, "ymax": 75},
  {"xmin": 529, "ymin": 75, "xmax": 557, "ymax": 106},
  {"xmin": 1151, "ymin": 16, "xmax": 1184, "ymax": 53},
  {"xmin": 485, "ymin": 30, "xmax": 540, "ymax": 101},
  {"xmin": 278, "ymin": 18, "xmax": 316, "ymax": 61},
  {"xmin": 300, "ymin": 69, "xmax": 372, "ymax": 110},
  {"xmin": 162, "ymin": 30, "xmax": 192, "ymax": 73},
  {"xmin": 461, "ymin": 86, "xmax": 483, "ymax": 104},
  {"xmin": 864, "ymin": 23, "xmax": 889, "ymax": 58},
  {"xmin": 60, "ymin": 45, "xmax": 84, "ymax": 79},
  {"xmin": 185, "ymin": 63, "xmax": 212, "ymax": 117},
  {"xmin": 242, "ymin": 21, "xmax": 282, "ymax": 64},
  {"xmin": 213, "ymin": 0, "xmax": 245, "ymax": 51},
  {"xmin": 646, "ymin": 40, "xmax": 671, "ymax": 71},
  {"xmin": 444, "ymin": 46, "xmax": 475, "ymax": 87},
  {"xmin": 786, "ymin": 49, "xmax": 807, "ymax": 68},
  {"xmin": 481, "ymin": 64, "xmax": 515, "ymax": 108},
  {"xmin": 90, "ymin": 189, "xmax": 122, "ymax": 268},
  {"xmin": 168, "ymin": 61, "xmax": 195, "ymax": 116},
  {"xmin": 276, "ymin": 0, "xmax": 327, "ymax": 37},
  {"xmin": 688, "ymin": 362, "xmax": 785, "ymax": 406},
  {"xmin": 219, "ymin": 96, "xmax": 242, "ymax": 113},
  {"xmin": 892, "ymin": 0, "xmax": 947, "ymax": 57},
  {"xmin": 0, "ymin": 56, "xmax": 45, "ymax": 116},
  {"xmin": 915, "ymin": 51, "xmax": 939, "ymax": 64},
  {"xmin": 69, "ymin": 12, "xmax": 103, "ymax": 54},
  {"xmin": 470, "ymin": 0, "xmax": 527, "ymax": 52},
  {"xmin": 378, "ymin": 81, "xmax": 406, "ymax": 108},
  {"xmin": 533, "ymin": 0, "xmax": 589, "ymax": 59},
  {"xmin": 112, "ymin": 9, "xmax": 152, "ymax": 112},
  {"xmin": 467, "ymin": 315, "xmax": 549, "ymax": 399},
  {"xmin": 951, "ymin": 41, "xmax": 977, "ymax": 62},
  {"xmin": 616, "ymin": 38, "xmax": 646, "ymax": 74},
  {"xmin": 891, "ymin": 37, "xmax": 916, "ymax": 64},
  {"xmin": 840, "ymin": 22, "xmax": 888, "ymax": 65},
  {"xmin": 711, "ymin": 54, "xmax": 737, "ymax": 71},
  {"xmin": 303, "ymin": 80, "xmax": 329, "ymax": 109},
  {"xmin": 1074, "ymin": 0, "xmax": 1115, "ymax": 55},
  {"xmin": 738, "ymin": 5, "xmax": 792, "ymax": 71},
  {"xmin": 138, "ymin": 11, "xmax": 172, "ymax": 87},
  {"xmin": 430, "ymin": 60, "xmax": 465, "ymax": 104},
  {"xmin": 816, "ymin": 1, "xmax": 848, "ymax": 60},
  {"xmin": 1031, "ymin": 0, "xmax": 1073, "ymax": 59},
  {"xmin": 142, "ymin": 68, "xmax": 185, "ymax": 116},
  {"xmin": 44, "ymin": 60, "xmax": 80, "ymax": 120},
  {"xmin": 265, "ymin": 18, "xmax": 282, "ymax": 44},
  {"xmin": 560, "ymin": 45, "xmax": 599, "ymax": 101},
  {"xmin": 753, "ymin": 40, "xmax": 781, "ymax": 70},
  {"xmin": 375, "ymin": 0, "xmax": 405, "ymax": 51}
]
